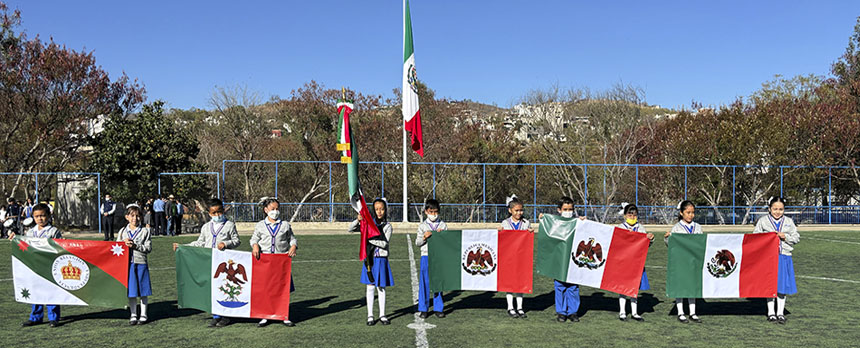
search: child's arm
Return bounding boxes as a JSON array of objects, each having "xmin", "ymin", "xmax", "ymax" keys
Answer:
[
  {"xmin": 224, "ymin": 222, "xmax": 241, "ymax": 249},
  {"xmin": 52, "ymin": 228, "xmax": 62, "ymax": 239},
  {"xmin": 752, "ymin": 218, "xmax": 765, "ymax": 233},
  {"xmin": 137, "ymin": 229, "xmax": 152, "ymax": 254},
  {"xmin": 783, "ymin": 220, "xmax": 800, "ymax": 245},
  {"xmin": 249, "ymin": 222, "xmax": 262, "ymax": 248},
  {"xmin": 416, "ymin": 224, "xmax": 429, "ymax": 246},
  {"xmin": 187, "ymin": 225, "xmax": 208, "ymax": 247},
  {"xmin": 348, "ymin": 219, "xmax": 360, "ymax": 233},
  {"xmin": 369, "ymin": 224, "xmax": 392, "ymax": 249}
]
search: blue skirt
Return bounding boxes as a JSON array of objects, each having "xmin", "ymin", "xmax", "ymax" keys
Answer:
[
  {"xmin": 128, "ymin": 263, "xmax": 152, "ymax": 297},
  {"xmin": 360, "ymin": 257, "xmax": 394, "ymax": 288},
  {"xmin": 777, "ymin": 254, "xmax": 797, "ymax": 295},
  {"xmin": 639, "ymin": 269, "xmax": 650, "ymax": 291}
]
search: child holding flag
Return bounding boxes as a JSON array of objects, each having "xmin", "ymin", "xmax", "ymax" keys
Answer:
[
  {"xmin": 501, "ymin": 195, "xmax": 532, "ymax": 319},
  {"xmin": 753, "ymin": 196, "xmax": 799, "ymax": 324},
  {"xmin": 250, "ymin": 198, "xmax": 297, "ymax": 327},
  {"xmin": 350, "ymin": 198, "xmax": 394, "ymax": 326},
  {"xmin": 616, "ymin": 203, "xmax": 654, "ymax": 321},
  {"xmin": 173, "ymin": 198, "xmax": 240, "ymax": 328},
  {"xmin": 539, "ymin": 197, "xmax": 585, "ymax": 323},
  {"xmin": 11, "ymin": 204, "xmax": 63, "ymax": 327},
  {"xmin": 664, "ymin": 200, "xmax": 702, "ymax": 323},
  {"xmin": 117, "ymin": 205, "xmax": 152, "ymax": 325},
  {"xmin": 415, "ymin": 199, "xmax": 447, "ymax": 319}
]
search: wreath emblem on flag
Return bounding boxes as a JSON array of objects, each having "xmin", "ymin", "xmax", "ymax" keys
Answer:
[
  {"xmin": 707, "ymin": 249, "xmax": 738, "ymax": 278},
  {"xmin": 462, "ymin": 243, "xmax": 497, "ymax": 276},
  {"xmin": 572, "ymin": 238, "xmax": 605, "ymax": 270},
  {"xmin": 407, "ymin": 64, "xmax": 419, "ymax": 93},
  {"xmin": 214, "ymin": 259, "xmax": 249, "ymax": 308}
]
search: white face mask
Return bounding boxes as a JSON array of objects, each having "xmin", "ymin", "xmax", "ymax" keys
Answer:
[
  {"xmin": 267, "ymin": 210, "xmax": 280, "ymax": 220},
  {"xmin": 561, "ymin": 211, "xmax": 574, "ymax": 218},
  {"xmin": 211, "ymin": 215, "xmax": 226, "ymax": 223},
  {"xmin": 427, "ymin": 214, "xmax": 438, "ymax": 222}
]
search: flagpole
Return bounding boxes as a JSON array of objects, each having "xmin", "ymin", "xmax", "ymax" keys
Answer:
[{"xmin": 402, "ymin": 0, "xmax": 409, "ymax": 223}]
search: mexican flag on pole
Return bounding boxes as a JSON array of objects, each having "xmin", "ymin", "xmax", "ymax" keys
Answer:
[
  {"xmin": 402, "ymin": 0, "xmax": 424, "ymax": 157},
  {"xmin": 536, "ymin": 216, "xmax": 650, "ymax": 297},
  {"xmin": 176, "ymin": 246, "xmax": 293, "ymax": 319},
  {"xmin": 667, "ymin": 233, "xmax": 778, "ymax": 298},
  {"xmin": 336, "ymin": 99, "xmax": 381, "ymax": 261},
  {"xmin": 428, "ymin": 230, "xmax": 533, "ymax": 293},
  {"xmin": 11, "ymin": 236, "xmax": 129, "ymax": 307}
]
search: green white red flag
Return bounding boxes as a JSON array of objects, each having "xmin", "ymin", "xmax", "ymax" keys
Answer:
[
  {"xmin": 403, "ymin": 0, "xmax": 424, "ymax": 157},
  {"xmin": 428, "ymin": 229, "xmax": 533, "ymax": 293}
]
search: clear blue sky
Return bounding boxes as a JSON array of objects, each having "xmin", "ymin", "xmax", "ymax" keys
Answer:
[{"xmin": 8, "ymin": 0, "xmax": 860, "ymax": 110}]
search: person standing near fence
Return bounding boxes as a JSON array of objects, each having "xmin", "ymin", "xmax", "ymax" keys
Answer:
[
  {"xmin": 152, "ymin": 195, "xmax": 166, "ymax": 236},
  {"xmin": 165, "ymin": 195, "xmax": 176, "ymax": 237},
  {"xmin": 7, "ymin": 198, "xmax": 21, "ymax": 235},
  {"xmin": 753, "ymin": 196, "xmax": 799, "ymax": 325},
  {"xmin": 174, "ymin": 199, "xmax": 184, "ymax": 235},
  {"xmin": 101, "ymin": 194, "xmax": 117, "ymax": 241},
  {"xmin": 23, "ymin": 198, "xmax": 33, "ymax": 219}
]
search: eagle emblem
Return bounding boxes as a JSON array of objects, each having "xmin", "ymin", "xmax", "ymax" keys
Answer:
[
  {"xmin": 407, "ymin": 64, "xmax": 419, "ymax": 93},
  {"xmin": 572, "ymin": 238, "xmax": 606, "ymax": 270},
  {"xmin": 707, "ymin": 249, "xmax": 738, "ymax": 278},
  {"xmin": 462, "ymin": 244, "xmax": 497, "ymax": 276},
  {"xmin": 214, "ymin": 259, "xmax": 249, "ymax": 308}
]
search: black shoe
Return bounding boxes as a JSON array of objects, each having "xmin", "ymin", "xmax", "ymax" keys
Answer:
[
  {"xmin": 49, "ymin": 320, "xmax": 60, "ymax": 328},
  {"xmin": 257, "ymin": 319, "xmax": 269, "ymax": 327},
  {"xmin": 631, "ymin": 314, "xmax": 644, "ymax": 322},
  {"xmin": 516, "ymin": 309, "xmax": 527, "ymax": 319},
  {"xmin": 379, "ymin": 316, "xmax": 390, "ymax": 325},
  {"xmin": 283, "ymin": 320, "xmax": 295, "ymax": 327},
  {"xmin": 418, "ymin": 312, "xmax": 429, "ymax": 319},
  {"xmin": 507, "ymin": 309, "xmax": 519, "ymax": 318},
  {"xmin": 434, "ymin": 312, "xmax": 446, "ymax": 318},
  {"xmin": 690, "ymin": 315, "xmax": 702, "ymax": 323},
  {"xmin": 777, "ymin": 315, "xmax": 786, "ymax": 324},
  {"xmin": 567, "ymin": 314, "xmax": 579, "ymax": 322},
  {"xmin": 678, "ymin": 315, "xmax": 689, "ymax": 323},
  {"xmin": 366, "ymin": 316, "xmax": 375, "ymax": 326},
  {"xmin": 215, "ymin": 317, "xmax": 231, "ymax": 327},
  {"xmin": 21, "ymin": 320, "xmax": 39, "ymax": 327},
  {"xmin": 619, "ymin": 313, "xmax": 628, "ymax": 321},
  {"xmin": 767, "ymin": 315, "xmax": 777, "ymax": 322},
  {"xmin": 129, "ymin": 318, "xmax": 138, "ymax": 326},
  {"xmin": 207, "ymin": 318, "xmax": 219, "ymax": 328},
  {"xmin": 556, "ymin": 314, "xmax": 567, "ymax": 322}
]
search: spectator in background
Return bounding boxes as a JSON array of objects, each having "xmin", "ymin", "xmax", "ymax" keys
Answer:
[
  {"xmin": 0, "ymin": 204, "xmax": 7, "ymax": 238},
  {"xmin": 101, "ymin": 194, "xmax": 117, "ymax": 241},
  {"xmin": 152, "ymin": 195, "xmax": 166, "ymax": 236},
  {"xmin": 23, "ymin": 198, "xmax": 34, "ymax": 219},
  {"xmin": 165, "ymin": 195, "xmax": 177, "ymax": 237},
  {"xmin": 7, "ymin": 198, "xmax": 21, "ymax": 235},
  {"xmin": 143, "ymin": 204, "xmax": 153, "ymax": 229},
  {"xmin": 174, "ymin": 198, "xmax": 184, "ymax": 235}
]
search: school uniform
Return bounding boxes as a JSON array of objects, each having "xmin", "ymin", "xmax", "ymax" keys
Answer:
[
  {"xmin": 186, "ymin": 219, "xmax": 240, "ymax": 319},
  {"xmin": 501, "ymin": 218, "xmax": 530, "ymax": 315},
  {"xmin": 753, "ymin": 215, "xmax": 799, "ymax": 295},
  {"xmin": 351, "ymin": 219, "xmax": 394, "ymax": 287},
  {"xmin": 543, "ymin": 216, "xmax": 579, "ymax": 317},
  {"xmin": 416, "ymin": 218, "xmax": 447, "ymax": 313},
  {"xmin": 25, "ymin": 225, "xmax": 63, "ymax": 323},
  {"xmin": 117, "ymin": 226, "xmax": 152, "ymax": 298},
  {"xmin": 100, "ymin": 200, "xmax": 117, "ymax": 240},
  {"xmin": 617, "ymin": 222, "xmax": 651, "ymax": 291},
  {"xmin": 152, "ymin": 199, "xmax": 166, "ymax": 236},
  {"xmin": 665, "ymin": 220, "xmax": 702, "ymax": 245},
  {"xmin": 250, "ymin": 218, "xmax": 297, "ymax": 294}
]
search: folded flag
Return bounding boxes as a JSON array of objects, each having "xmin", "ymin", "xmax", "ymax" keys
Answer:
[
  {"xmin": 176, "ymin": 246, "xmax": 293, "ymax": 319},
  {"xmin": 537, "ymin": 216, "xmax": 650, "ymax": 297},
  {"xmin": 428, "ymin": 229, "xmax": 533, "ymax": 293},
  {"xmin": 667, "ymin": 233, "xmax": 778, "ymax": 298},
  {"xmin": 11, "ymin": 236, "xmax": 129, "ymax": 307}
]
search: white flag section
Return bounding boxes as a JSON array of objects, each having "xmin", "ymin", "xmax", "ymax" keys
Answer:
[
  {"xmin": 701, "ymin": 234, "xmax": 746, "ymax": 298},
  {"xmin": 460, "ymin": 230, "xmax": 499, "ymax": 291},
  {"xmin": 12, "ymin": 256, "xmax": 86, "ymax": 305},
  {"xmin": 211, "ymin": 249, "xmax": 253, "ymax": 317},
  {"xmin": 564, "ymin": 221, "xmax": 615, "ymax": 286}
]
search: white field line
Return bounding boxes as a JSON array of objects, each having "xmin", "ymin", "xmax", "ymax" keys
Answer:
[
  {"xmin": 803, "ymin": 237, "xmax": 860, "ymax": 245},
  {"xmin": 405, "ymin": 233, "xmax": 434, "ymax": 348}
]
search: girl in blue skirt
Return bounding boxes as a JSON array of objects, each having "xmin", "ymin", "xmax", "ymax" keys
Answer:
[
  {"xmin": 616, "ymin": 203, "xmax": 654, "ymax": 321},
  {"xmin": 350, "ymin": 198, "xmax": 394, "ymax": 326},
  {"xmin": 753, "ymin": 196, "xmax": 799, "ymax": 324},
  {"xmin": 118, "ymin": 205, "xmax": 152, "ymax": 325}
]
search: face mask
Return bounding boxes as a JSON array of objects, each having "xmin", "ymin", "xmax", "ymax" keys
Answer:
[
  {"xmin": 561, "ymin": 211, "xmax": 574, "ymax": 218},
  {"xmin": 427, "ymin": 214, "xmax": 438, "ymax": 222},
  {"xmin": 626, "ymin": 217, "xmax": 638, "ymax": 225},
  {"xmin": 211, "ymin": 215, "xmax": 226, "ymax": 223},
  {"xmin": 267, "ymin": 210, "xmax": 280, "ymax": 220}
]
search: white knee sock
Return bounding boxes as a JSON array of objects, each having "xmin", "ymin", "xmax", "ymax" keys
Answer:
[
  {"xmin": 505, "ymin": 293, "xmax": 514, "ymax": 310},
  {"xmin": 619, "ymin": 296, "xmax": 627, "ymax": 315},
  {"xmin": 767, "ymin": 298, "xmax": 776, "ymax": 316},
  {"xmin": 688, "ymin": 299, "xmax": 696, "ymax": 315},
  {"xmin": 128, "ymin": 298, "xmax": 137, "ymax": 319},
  {"xmin": 378, "ymin": 287, "xmax": 387, "ymax": 317},
  {"xmin": 777, "ymin": 295, "xmax": 786, "ymax": 316},
  {"xmin": 675, "ymin": 298, "xmax": 685, "ymax": 315},
  {"xmin": 516, "ymin": 294, "xmax": 523, "ymax": 310},
  {"xmin": 630, "ymin": 297, "xmax": 638, "ymax": 315},
  {"xmin": 140, "ymin": 297, "xmax": 148, "ymax": 320},
  {"xmin": 366, "ymin": 285, "xmax": 375, "ymax": 317}
]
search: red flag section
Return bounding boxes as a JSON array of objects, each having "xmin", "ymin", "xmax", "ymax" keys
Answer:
[{"xmin": 54, "ymin": 239, "xmax": 129, "ymax": 287}]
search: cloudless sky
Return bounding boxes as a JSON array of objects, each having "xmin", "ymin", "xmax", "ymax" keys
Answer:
[{"xmin": 7, "ymin": 0, "xmax": 860, "ymax": 110}]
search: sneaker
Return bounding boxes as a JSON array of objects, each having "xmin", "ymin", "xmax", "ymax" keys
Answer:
[
  {"xmin": 767, "ymin": 315, "xmax": 777, "ymax": 322},
  {"xmin": 777, "ymin": 315, "xmax": 787, "ymax": 325},
  {"xmin": 434, "ymin": 312, "xmax": 446, "ymax": 318},
  {"xmin": 257, "ymin": 319, "xmax": 269, "ymax": 327},
  {"xmin": 690, "ymin": 314, "xmax": 702, "ymax": 323},
  {"xmin": 631, "ymin": 314, "xmax": 644, "ymax": 322},
  {"xmin": 567, "ymin": 314, "xmax": 579, "ymax": 322},
  {"xmin": 283, "ymin": 320, "xmax": 295, "ymax": 327},
  {"xmin": 379, "ymin": 316, "xmax": 390, "ymax": 325},
  {"xmin": 678, "ymin": 315, "xmax": 689, "ymax": 323},
  {"xmin": 556, "ymin": 314, "xmax": 567, "ymax": 322},
  {"xmin": 21, "ymin": 320, "xmax": 39, "ymax": 327},
  {"xmin": 138, "ymin": 316, "xmax": 148, "ymax": 325},
  {"xmin": 129, "ymin": 318, "xmax": 138, "ymax": 326},
  {"xmin": 619, "ymin": 313, "xmax": 628, "ymax": 321},
  {"xmin": 49, "ymin": 320, "xmax": 60, "ymax": 328},
  {"xmin": 516, "ymin": 309, "xmax": 527, "ymax": 319},
  {"xmin": 207, "ymin": 318, "xmax": 219, "ymax": 328},
  {"xmin": 507, "ymin": 309, "xmax": 519, "ymax": 318},
  {"xmin": 418, "ymin": 312, "xmax": 430, "ymax": 319},
  {"xmin": 215, "ymin": 317, "xmax": 231, "ymax": 327},
  {"xmin": 366, "ymin": 316, "xmax": 375, "ymax": 326}
]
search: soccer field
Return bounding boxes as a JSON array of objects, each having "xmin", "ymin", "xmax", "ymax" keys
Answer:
[{"xmin": 1, "ymin": 229, "xmax": 858, "ymax": 348}]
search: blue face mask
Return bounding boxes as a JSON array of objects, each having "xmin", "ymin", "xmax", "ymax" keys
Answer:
[{"xmin": 211, "ymin": 215, "xmax": 226, "ymax": 223}]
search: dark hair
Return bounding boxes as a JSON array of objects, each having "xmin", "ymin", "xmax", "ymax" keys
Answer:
[
  {"xmin": 126, "ymin": 205, "xmax": 142, "ymax": 215},
  {"xmin": 32, "ymin": 203, "xmax": 51, "ymax": 216},
  {"xmin": 424, "ymin": 199, "xmax": 440, "ymax": 211},
  {"xmin": 623, "ymin": 204, "xmax": 638, "ymax": 215},
  {"xmin": 207, "ymin": 198, "xmax": 224, "ymax": 210},
  {"xmin": 262, "ymin": 197, "xmax": 279, "ymax": 208},
  {"xmin": 507, "ymin": 197, "xmax": 523, "ymax": 210},
  {"xmin": 677, "ymin": 200, "xmax": 694, "ymax": 221},
  {"xmin": 557, "ymin": 196, "xmax": 574, "ymax": 209},
  {"xmin": 768, "ymin": 196, "xmax": 786, "ymax": 207}
]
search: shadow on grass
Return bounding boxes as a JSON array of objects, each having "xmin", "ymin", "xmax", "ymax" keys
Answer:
[
  {"xmin": 575, "ymin": 292, "xmax": 662, "ymax": 318},
  {"xmin": 664, "ymin": 298, "xmax": 791, "ymax": 316},
  {"xmin": 289, "ymin": 296, "xmax": 364, "ymax": 323},
  {"xmin": 60, "ymin": 301, "xmax": 200, "ymax": 324}
]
